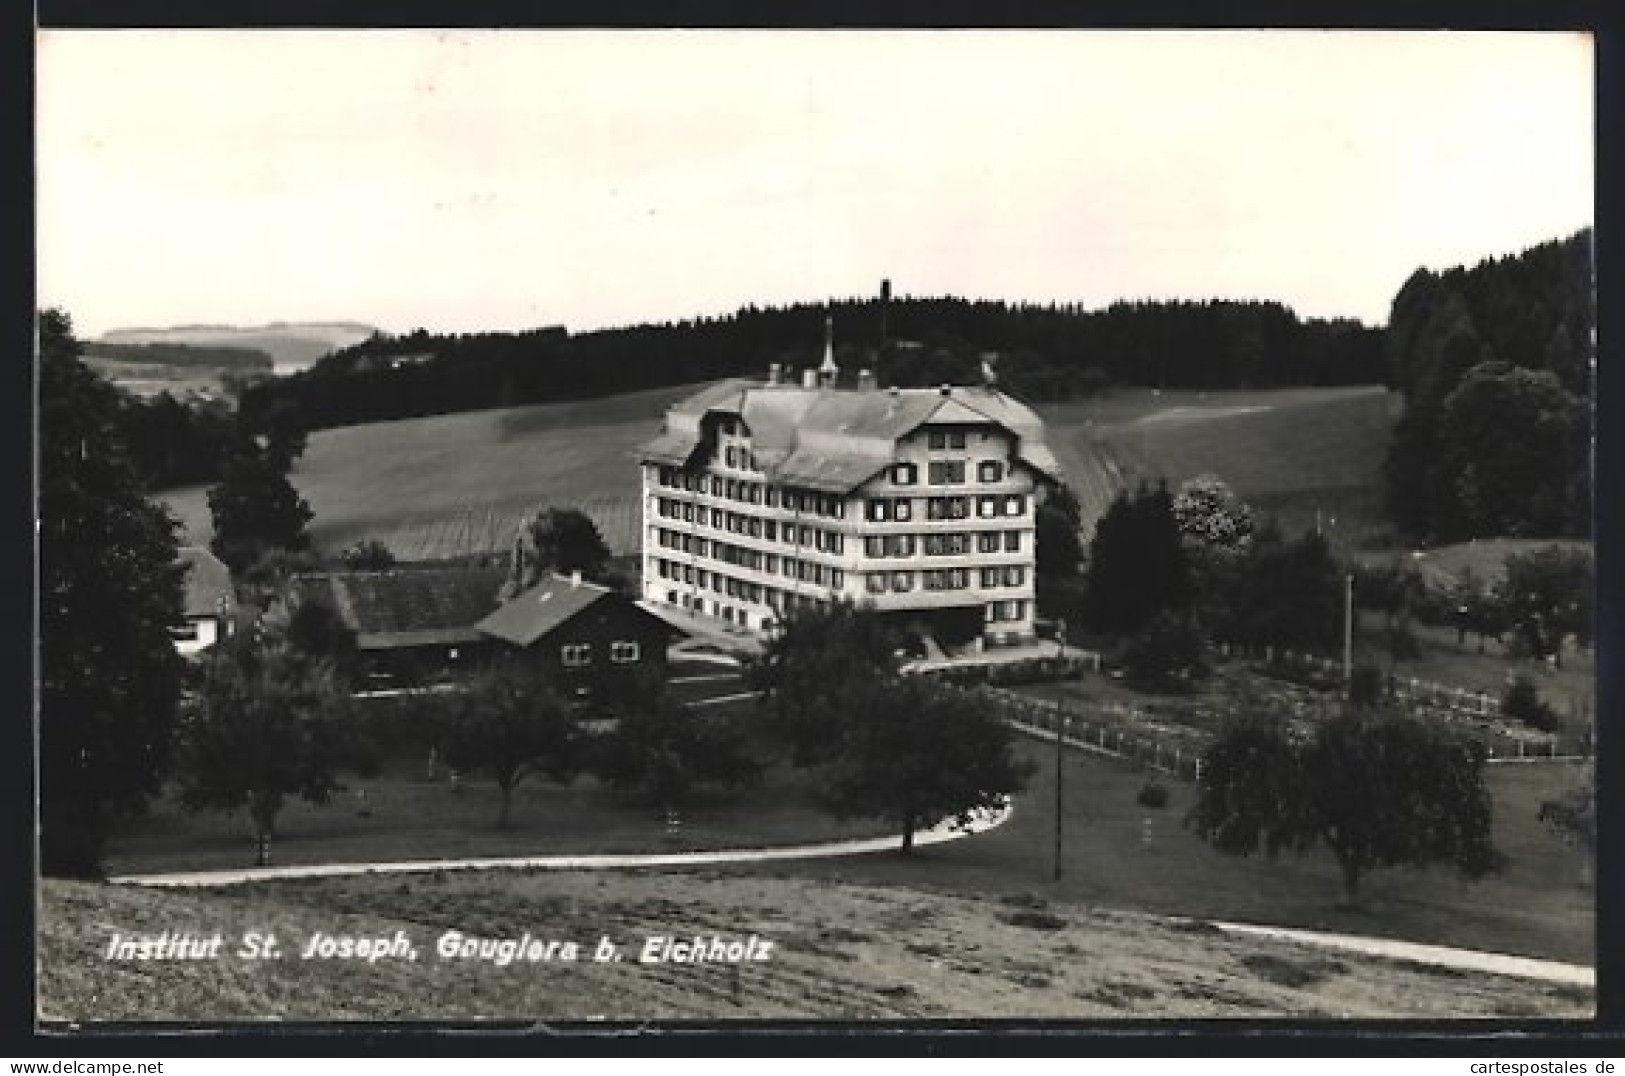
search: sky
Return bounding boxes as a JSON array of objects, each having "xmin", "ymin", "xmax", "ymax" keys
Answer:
[{"xmin": 36, "ymin": 30, "xmax": 1594, "ymax": 338}]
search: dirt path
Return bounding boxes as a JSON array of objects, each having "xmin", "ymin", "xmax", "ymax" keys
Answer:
[{"xmin": 107, "ymin": 801, "xmax": 1013, "ymax": 888}]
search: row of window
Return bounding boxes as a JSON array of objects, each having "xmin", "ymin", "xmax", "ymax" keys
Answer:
[
  {"xmin": 666, "ymin": 589, "xmax": 840, "ymax": 630},
  {"xmin": 652, "ymin": 467, "xmax": 844, "ymax": 518},
  {"xmin": 861, "ymin": 530, "xmax": 1023, "ymax": 557},
  {"xmin": 664, "ymin": 587, "xmax": 1026, "ymax": 633},
  {"xmin": 655, "ymin": 521, "xmax": 1024, "ymax": 566},
  {"xmin": 862, "ymin": 565, "xmax": 1025, "ymax": 594},
  {"xmin": 986, "ymin": 600, "xmax": 1029, "ymax": 623},
  {"xmin": 866, "ymin": 494, "xmax": 1027, "ymax": 522},
  {"xmin": 721, "ymin": 444, "xmax": 758, "ymax": 471},
  {"xmin": 652, "ymin": 556, "xmax": 845, "ymax": 592},
  {"xmin": 651, "ymin": 504, "xmax": 847, "ymax": 554},
  {"xmin": 560, "ymin": 640, "xmax": 641, "ymax": 667},
  {"xmin": 883, "ymin": 460, "xmax": 1012, "ymax": 488},
  {"xmin": 668, "ymin": 592, "xmax": 773, "ymax": 630}
]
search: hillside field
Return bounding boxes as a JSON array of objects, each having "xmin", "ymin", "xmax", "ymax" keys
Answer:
[
  {"xmin": 160, "ymin": 382, "xmax": 1399, "ymax": 561},
  {"xmin": 39, "ymin": 865, "xmax": 1590, "ymax": 1022}
]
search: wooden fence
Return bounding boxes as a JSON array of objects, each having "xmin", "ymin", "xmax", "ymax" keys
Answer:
[{"xmin": 980, "ymin": 686, "xmax": 1209, "ymax": 783}]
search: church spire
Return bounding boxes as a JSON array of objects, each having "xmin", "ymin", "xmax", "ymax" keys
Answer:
[{"xmin": 818, "ymin": 312, "xmax": 838, "ymax": 383}]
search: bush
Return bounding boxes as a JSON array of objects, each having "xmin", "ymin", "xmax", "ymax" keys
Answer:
[
  {"xmin": 1385, "ymin": 625, "xmax": 1422, "ymax": 662},
  {"xmin": 1121, "ymin": 611, "xmax": 1208, "ymax": 690},
  {"xmin": 1349, "ymin": 663, "xmax": 1385, "ymax": 709},
  {"xmin": 1502, "ymin": 675, "xmax": 1560, "ymax": 732},
  {"xmin": 1137, "ymin": 780, "xmax": 1170, "ymax": 810}
]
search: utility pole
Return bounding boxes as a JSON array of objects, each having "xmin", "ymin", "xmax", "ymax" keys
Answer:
[
  {"xmin": 1053, "ymin": 618, "xmax": 1066, "ymax": 883},
  {"xmin": 1343, "ymin": 571, "xmax": 1355, "ymax": 695}
]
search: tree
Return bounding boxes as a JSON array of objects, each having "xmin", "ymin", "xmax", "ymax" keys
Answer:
[
  {"xmin": 1085, "ymin": 482, "xmax": 1191, "ymax": 634},
  {"xmin": 1173, "ymin": 474, "xmax": 1254, "ymax": 553},
  {"xmin": 1437, "ymin": 363, "xmax": 1584, "ymax": 538},
  {"xmin": 743, "ymin": 600, "xmax": 904, "ymax": 763},
  {"xmin": 744, "ymin": 602, "xmax": 1028, "ymax": 850},
  {"xmin": 1218, "ymin": 522, "xmax": 1344, "ymax": 650},
  {"xmin": 1381, "ymin": 231, "xmax": 1593, "ymax": 542},
  {"xmin": 436, "ymin": 655, "xmax": 580, "ymax": 827},
  {"xmin": 281, "ymin": 598, "xmax": 360, "ymax": 683},
  {"xmin": 585, "ymin": 669, "xmax": 761, "ymax": 813},
  {"xmin": 1498, "ymin": 544, "xmax": 1593, "ymax": 667},
  {"xmin": 517, "ymin": 507, "xmax": 612, "ymax": 586},
  {"xmin": 177, "ymin": 637, "xmax": 372, "ymax": 866},
  {"xmin": 816, "ymin": 676, "xmax": 1030, "ymax": 853},
  {"xmin": 337, "ymin": 539, "xmax": 396, "ymax": 571},
  {"xmin": 1121, "ymin": 610, "xmax": 1208, "ymax": 690},
  {"xmin": 1189, "ymin": 706, "xmax": 1502, "ymax": 905},
  {"xmin": 1502, "ymin": 675, "xmax": 1560, "ymax": 732},
  {"xmin": 1538, "ymin": 780, "xmax": 1595, "ymax": 883},
  {"xmin": 207, "ymin": 433, "xmax": 314, "ymax": 574},
  {"xmin": 1035, "ymin": 481, "xmax": 1084, "ymax": 578},
  {"xmin": 1353, "ymin": 558, "xmax": 1425, "ymax": 630},
  {"xmin": 38, "ymin": 310, "xmax": 189, "ymax": 876}
]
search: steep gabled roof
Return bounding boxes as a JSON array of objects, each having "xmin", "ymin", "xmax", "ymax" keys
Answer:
[
  {"xmin": 475, "ymin": 574, "xmax": 678, "ymax": 648},
  {"xmin": 637, "ymin": 380, "xmax": 1062, "ymax": 491},
  {"xmin": 474, "ymin": 575, "xmax": 609, "ymax": 647},
  {"xmin": 177, "ymin": 546, "xmax": 235, "ymax": 618}
]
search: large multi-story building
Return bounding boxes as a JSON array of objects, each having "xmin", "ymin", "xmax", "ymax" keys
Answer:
[{"xmin": 636, "ymin": 341, "xmax": 1064, "ymax": 654}]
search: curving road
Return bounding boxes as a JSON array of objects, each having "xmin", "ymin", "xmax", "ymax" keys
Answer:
[{"xmin": 107, "ymin": 800, "xmax": 1013, "ymax": 888}]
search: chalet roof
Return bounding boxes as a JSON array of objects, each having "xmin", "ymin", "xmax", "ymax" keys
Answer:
[
  {"xmin": 473, "ymin": 574, "xmax": 606, "ymax": 647},
  {"xmin": 476, "ymin": 573, "xmax": 677, "ymax": 648},
  {"xmin": 288, "ymin": 566, "xmax": 508, "ymax": 651},
  {"xmin": 638, "ymin": 380, "xmax": 1061, "ymax": 491},
  {"xmin": 177, "ymin": 546, "xmax": 235, "ymax": 619}
]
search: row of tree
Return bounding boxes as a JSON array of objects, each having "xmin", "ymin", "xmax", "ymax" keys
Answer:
[
  {"xmin": 162, "ymin": 589, "xmax": 1031, "ymax": 866},
  {"xmin": 83, "ymin": 340, "xmax": 275, "ymax": 371},
  {"xmin": 1383, "ymin": 229, "xmax": 1592, "ymax": 541},
  {"xmin": 239, "ymin": 297, "xmax": 1385, "ymax": 433},
  {"xmin": 114, "ymin": 393, "xmax": 240, "ymax": 490},
  {"xmin": 178, "ymin": 629, "xmax": 761, "ymax": 863},
  {"xmin": 1037, "ymin": 471, "xmax": 1592, "ymax": 691}
]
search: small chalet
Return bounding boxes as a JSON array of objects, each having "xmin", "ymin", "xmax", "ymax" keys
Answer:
[
  {"xmin": 173, "ymin": 546, "xmax": 237, "ymax": 657},
  {"xmin": 283, "ymin": 565, "xmax": 676, "ymax": 686},
  {"xmin": 476, "ymin": 571, "xmax": 677, "ymax": 684}
]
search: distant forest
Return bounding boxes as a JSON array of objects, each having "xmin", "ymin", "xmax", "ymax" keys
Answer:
[
  {"xmin": 239, "ymin": 297, "xmax": 1385, "ymax": 433},
  {"xmin": 1383, "ymin": 228, "xmax": 1592, "ymax": 541},
  {"xmin": 83, "ymin": 341, "xmax": 274, "ymax": 371}
]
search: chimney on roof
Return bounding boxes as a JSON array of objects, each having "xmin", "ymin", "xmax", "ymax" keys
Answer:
[
  {"xmin": 939, "ymin": 384, "xmax": 953, "ymax": 397},
  {"xmin": 570, "ymin": 569, "xmax": 582, "ymax": 588},
  {"xmin": 767, "ymin": 362, "xmax": 782, "ymax": 386},
  {"xmin": 802, "ymin": 367, "xmax": 818, "ymax": 390},
  {"xmin": 857, "ymin": 368, "xmax": 876, "ymax": 391}
]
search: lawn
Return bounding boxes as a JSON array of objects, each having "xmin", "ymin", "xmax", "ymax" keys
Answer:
[
  {"xmin": 104, "ymin": 737, "xmax": 884, "ymax": 877},
  {"xmin": 1352, "ymin": 619, "xmax": 1595, "ymax": 722},
  {"xmin": 727, "ymin": 734, "xmax": 1594, "ymax": 966}
]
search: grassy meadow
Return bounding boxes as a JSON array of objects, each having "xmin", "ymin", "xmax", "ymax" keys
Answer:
[
  {"xmin": 161, "ymin": 381, "xmax": 1402, "ymax": 560},
  {"xmin": 742, "ymin": 734, "xmax": 1595, "ymax": 966}
]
